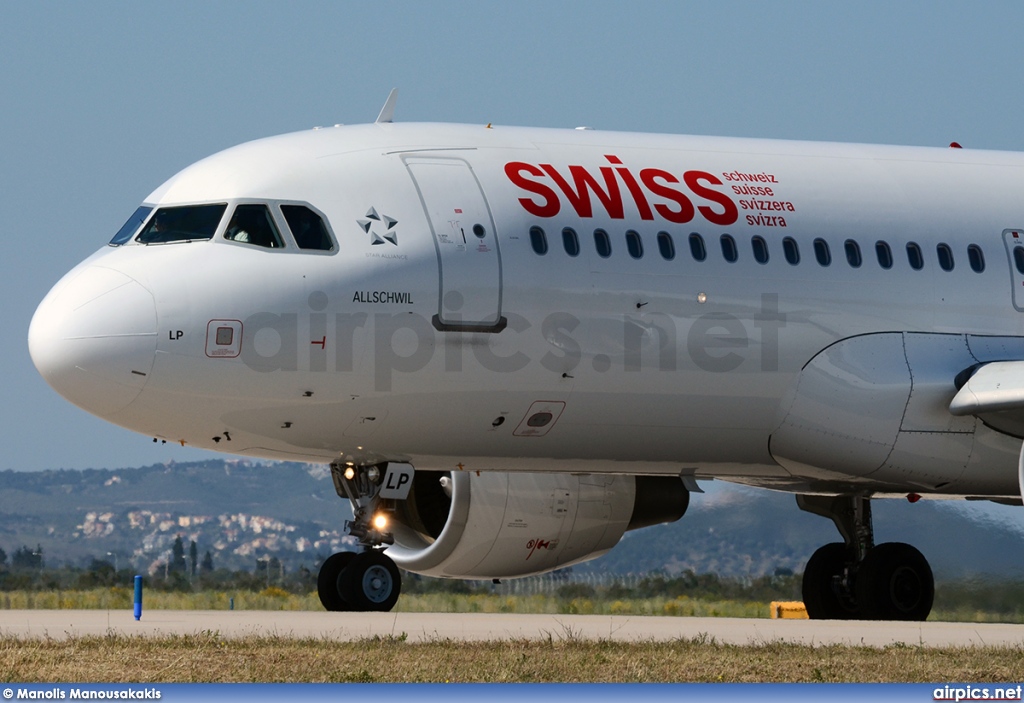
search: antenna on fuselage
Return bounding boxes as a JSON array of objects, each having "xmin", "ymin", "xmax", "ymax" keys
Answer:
[{"xmin": 375, "ymin": 88, "xmax": 398, "ymax": 124}]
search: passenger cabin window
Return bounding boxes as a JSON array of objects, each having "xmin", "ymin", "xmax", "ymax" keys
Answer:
[
  {"xmin": 136, "ymin": 204, "xmax": 226, "ymax": 244},
  {"xmin": 937, "ymin": 243, "xmax": 954, "ymax": 271},
  {"xmin": 282, "ymin": 205, "xmax": 334, "ymax": 251},
  {"xmin": 907, "ymin": 242, "xmax": 924, "ymax": 270},
  {"xmin": 657, "ymin": 231, "xmax": 675, "ymax": 260},
  {"xmin": 720, "ymin": 234, "xmax": 738, "ymax": 263},
  {"xmin": 844, "ymin": 239, "xmax": 862, "ymax": 268},
  {"xmin": 110, "ymin": 206, "xmax": 153, "ymax": 246},
  {"xmin": 783, "ymin": 237, "xmax": 799, "ymax": 265},
  {"xmin": 813, "ymin": 238, "xmax": 831, "ymax": 266},
  {"xmin": 594, "ymin": 229, "xmax": 611, "ymax": 258},
  {"xmin": 224, "ymin": 204, "xmax": 284, "ymax": 248},
  {"xmin": 626, "ymin": 230, "xmax": 643, "ymax": 259},
  {"xmin": 751, "ymin": 235, "xmax": 769, "ymax": 264},
  {"xmin": 876, "ymin": 241, "xmax": 893, "ymax": 269},
  {"xmin": 968, "ymin": 244, "xmax": 985, "ymax": 273},
  {"xmin": 689, "ymin": 233, "xmax": 707, "ymax": 261},
  {"xmin": 530, "ymin": 226, "xmax": 548, "ymax": 255},
  {"xmin": 562, "ymin": 227, "xmax": 580, "ymax": 257}
]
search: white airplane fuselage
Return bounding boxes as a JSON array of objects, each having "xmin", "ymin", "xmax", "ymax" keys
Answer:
[{"xmin": 29, "ymin": 122, "xmax": 1024, "ymax": 499}]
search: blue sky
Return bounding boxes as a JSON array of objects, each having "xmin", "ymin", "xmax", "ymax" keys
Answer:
[{"xmin": 5, "ymin": 1, "xmax": 1024, "ymax": 472}]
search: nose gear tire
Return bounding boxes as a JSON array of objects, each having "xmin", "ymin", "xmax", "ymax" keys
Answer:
[
  {"xmin": 317, "ymin": 551, "xmax": 357, "ymax": 612},
  {"xmin": 340, "ymin": 551, "xmax": 402, "ymax": 612}
]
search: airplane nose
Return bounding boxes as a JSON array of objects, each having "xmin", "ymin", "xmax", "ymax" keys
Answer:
[{"xmin": 28, "ymin": 266, "xmax": 158, "ymax": 418}]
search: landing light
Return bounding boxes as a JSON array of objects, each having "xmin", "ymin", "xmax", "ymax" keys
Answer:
[
  {"xmin": 373, "ymin": 513, "xmax": 388, "ymax": 530},
  {"xmin": 344, "ymin": 467, "xmax": 356, "ymax": 480}
]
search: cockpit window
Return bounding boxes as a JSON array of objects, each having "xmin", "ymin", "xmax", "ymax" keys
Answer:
[
  {"xmin": 281, "ymin": 205, "xmax": 334, "ymax": 251},
  {"xmin": 224, "ymin": 204, "xmax": 284, "ymax": 248},
  {"xmin": 136, "ymin": 204, "xmax": 226, "ymax": 244},
  {"xmin": 109, "ymin": 206, "xmax": 153, "ymax": 246}
]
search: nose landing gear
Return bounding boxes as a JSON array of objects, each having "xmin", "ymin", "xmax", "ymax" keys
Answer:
[{"xmin": 317, "ymin": 461, "xmax": 403, "ymax": 612}]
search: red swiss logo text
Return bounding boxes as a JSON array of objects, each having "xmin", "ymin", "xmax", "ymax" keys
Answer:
[{"xmin": 504, "ymin": 157, "xmax": 795, "ymax": 228}]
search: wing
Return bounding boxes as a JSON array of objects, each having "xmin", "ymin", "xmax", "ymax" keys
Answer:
[{"xmin": 950, "ymin": 361, "xmax": 1024, "ymax": 438}]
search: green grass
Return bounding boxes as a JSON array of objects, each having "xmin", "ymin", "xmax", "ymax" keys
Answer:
[
  {"xmin": 0, "ymin": 587, "xmax": 315, "ymax": 611},
  {"xmin": 1, "ymin": 588, "xmax": 1023, "ymax": 622},
  {"xmin": 0, "ymin": 589, "xmax": 765, "ymax": 617},
  {"xmin": 396, "ymin": 592, "xmax": 768, "ymax": 618}
]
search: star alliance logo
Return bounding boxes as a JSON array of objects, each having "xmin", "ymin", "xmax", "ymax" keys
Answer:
[{"xmin": 358, "ymin": 207, "xmax": 398, "ymax": 246}]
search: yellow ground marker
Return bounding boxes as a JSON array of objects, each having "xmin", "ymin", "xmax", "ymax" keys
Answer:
[{"xmin": 770, "ymin": 601, "xmax": 809, "ymax": 619}]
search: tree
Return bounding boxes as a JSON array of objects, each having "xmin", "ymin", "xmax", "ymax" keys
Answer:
[
  {"xmin": 201, "ymin": 550, "xmax": 214, "ymax": 573},
  {"xmin": 170, "ymin": 536, "xmax": 186, "ymax": 574},
  {"xmin": 255, "ymin": 556, "xmax": 282, "ymax": 586},
  {"xmin": 0, "ymin": 546, "xmax": 7, "ymax": 568},
  {"xmin": 82, "ymin": 558, "xmax": 116, "ymax": 587},
  {"xmin": 12, "ymin": 545, "xmax": 42, "ymax": 570},
  {"xmin": 189, "ymin": 540, "xmax": 198, "ymax": 577}
]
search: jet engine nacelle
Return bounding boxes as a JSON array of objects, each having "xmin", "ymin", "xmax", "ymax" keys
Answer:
[{"xmin": 386, "ymin": 470, "xmax": 688, "ymax": 579}]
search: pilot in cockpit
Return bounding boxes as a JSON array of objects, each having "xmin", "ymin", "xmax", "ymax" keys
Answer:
[
  {"xmin": 151, "ymin": 210, "xmax": 171, "ymax": 235},
  {"xmin": 225, "ymin": 209, "xmax": 255, "ymax": 244},
  {"xmin": 224, "ymin": 205, "xmax": 281, "ymax": 248}
]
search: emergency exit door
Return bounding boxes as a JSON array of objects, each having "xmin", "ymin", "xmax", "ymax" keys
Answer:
[
  {"xmin": 406, "ymin": 158, "xmax": 505, "ymax": 332},
  {"xmin": 1003, "ymin": 229, "xmax": 1024, "ymax": 311}
]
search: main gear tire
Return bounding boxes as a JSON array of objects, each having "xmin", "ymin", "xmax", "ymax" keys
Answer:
[
  {"xmin": 855, "ymin": 542, "xmax": 933, "ymax": 621},
  {"xmin": 802, "ymin": 542, "xmax": 859, "ymax": 620}
]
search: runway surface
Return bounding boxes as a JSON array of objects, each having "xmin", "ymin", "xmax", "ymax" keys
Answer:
[{"xmin": 0, "ymin": 610, "xmax": 1022, "ymax": 646}]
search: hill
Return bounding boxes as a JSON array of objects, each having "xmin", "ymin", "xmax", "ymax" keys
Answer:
[
  {"xmin": 0, "ymin": 461, "xmax": 1021, "ymax": 581},
  {"xmin": 0, "ymin": 460, "xmax": 355, "ymax": 574},
  {"xmin": 585, "ymin": 482, "xmax": 1024, "ymax": 582}
]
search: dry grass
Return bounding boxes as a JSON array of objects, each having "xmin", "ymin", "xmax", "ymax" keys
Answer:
[{"xmin": 0, "ymin": 632, "xmax": 1023, "ymax": 683}]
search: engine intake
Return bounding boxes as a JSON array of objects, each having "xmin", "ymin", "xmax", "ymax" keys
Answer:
[{"xmin": 387, "ymin": 471, "xmax": 687, "ymax": 579}]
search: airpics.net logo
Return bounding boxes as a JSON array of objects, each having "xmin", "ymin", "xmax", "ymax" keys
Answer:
[
  {"xmin": 228, "ymin": 292, "xmax": 786, "ymax": 392},
  {"xmin": 357, "ymin": 207, "xmax": 398, "ymax": 246}
]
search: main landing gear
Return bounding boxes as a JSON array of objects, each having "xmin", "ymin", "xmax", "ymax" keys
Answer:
[
  {"xmin": 317, "ymin": 461, "xmax": 402, "ymax": 612},
  {"xmin": 797, "ymin": 495, "xmax": 934, "ymax": 621}
]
